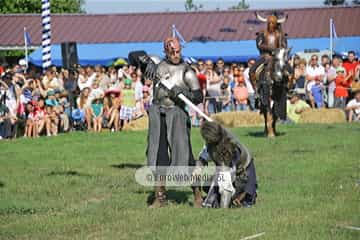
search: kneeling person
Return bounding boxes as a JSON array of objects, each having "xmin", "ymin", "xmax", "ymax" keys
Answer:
[{"xmin": 197, "ymin": 121, "xmax": 257, "ymax": 208}]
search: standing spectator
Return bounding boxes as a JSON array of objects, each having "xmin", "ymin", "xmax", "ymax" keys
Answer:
[
  {"xmin": 294, "ymin": 58, "xmax": 307, "ymax": 98},
  {"xmin": 120, "ymin": 78, "xmax": 136, "ymax": 129},
  {"xmin": 334, "ymin": 66, "xmax": 351, "ymax": 109},
  {"xmin": 243, "ymin": 59, "xmax": 256, "ymax": 111},
  {"xmin": 197, "ymin": 59, "xmax": 206, "ymax": 74},
  {"xmin": 306, "ymin": 55, "xmax": 325, "ymax": 108},
  {"xmin": 142, "ymin": 85, "xmax": 151, "ymax": 115},
  {"xmin": 324, "ymin": 62, "xmax": 337, "ymax": 108},
  {"xmin": 233, "ymin": 77, "xmax": 249, "ymax": 111},
  {"xmin": 205, "ymin": 60, "xmax": 222, "ymax": 114},
  {"xmin": 219, "ymin": 79, "xmax": 231, "ymax": 112},
  {"xmin": 77, "ymin": 68, "xmax": 91, "ymax": 91},
  {"xmin": 345, "ymin": 89, "xmax": 360, "ymax": 122},
  {"xmin": 311, "ymin": 78, "xmax": 325, "ymax": 108},
  {"xmin": 244, "ymin": 58, "xmax": 255, "ymax": 111},
  {"xmin": 343, "ymin": 51, "xmax": 359, "ymax": 97},
  {"xmin": 97, "ymin": 66, "xmax": 111, "ymax": 91},
  {"xmin": 0, "ymin": 96, "xmax": 15, "ymax": 139},
  {"xmin": 132, "ymin": 70, "xmax": 144, "ymax": 117},
  {"xmin": 215, "ymin": 58, "xmax": 225, "ymax": 76},
  {"xmin": 321, "ymin": 54, "xmax": 330, "ymax": 67}
]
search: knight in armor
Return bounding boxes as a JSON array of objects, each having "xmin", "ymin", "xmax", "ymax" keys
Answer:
[
  {"xmin": 250, "ymin": 12, "xmax": 288, "ymax": 83},
  {"xmin": 128, "ymin": 37, "xmax": 203, "ymax": 208},
  {"xmin": 196, "ymin": 121, "xmax": 257, "ymax": 208}
]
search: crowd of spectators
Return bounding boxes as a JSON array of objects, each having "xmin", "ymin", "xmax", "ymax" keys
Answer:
[{"xmin": 0, "ymin": 50, "xmax": 359, "ymax": 140}]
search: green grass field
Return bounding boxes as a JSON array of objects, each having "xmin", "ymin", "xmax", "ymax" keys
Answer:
[{"xmin": 0, "ymin": 123, "xmax": 359, "ymax": 240}]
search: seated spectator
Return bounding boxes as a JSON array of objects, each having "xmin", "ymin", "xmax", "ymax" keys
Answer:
[
  {"xmin": 25, "ymin": 101, "xmax": 38, "ymax": 138},
  {"xmin": 233, "ymin": 77, "xmax": 248, "ymax": 111},
  {"xmin": 104, "ymin": 88, "xmax": 121, "ymax": 131},
  {"xmin": 120, "ymin": 78, "xmax": 136, "ymax": 129},
  {"xmin": 45, "ymin": 104, "xmax": 59, "ymax": 136},
  {"xmin": 91, "ymin": 97, "xmax": 103, "ymax": 132},
  {"xmin": 76, "ymin": 87, "xmax": 92, "ymax": 131},
  {"xmin": 311, "ymin": 78, "xmax": 325, "ymax": 108},
  {"xmin": 89, "ymin": 80, "xmax": 104, "ymax": 101},
  {"xmin": 286, "ymin": 91, "xmax": 310, "ymax": 123},
  {"xmin": 334, "ymin": 66, "xmax": 351, "ymax": 109},
  {"xmin": 36, "ymin": 99, "xmax": 47, "ymax": 135},
  {"xmin": 345, "ymin": 89, "xmax": 360, "ymax": 122}
]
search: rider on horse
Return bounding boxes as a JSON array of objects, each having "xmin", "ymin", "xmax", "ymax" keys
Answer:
[
  {"xmin": 249, "ymin": 12, "xmax": 290, "ymax": 137},
  {"xmin": 250, "ymin": 12, "xmax": 288, "ymax": 84}
]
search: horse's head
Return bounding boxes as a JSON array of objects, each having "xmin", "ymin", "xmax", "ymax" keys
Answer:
[{"xmin": 272, "ymin": 47, "xmax": 292, "ymax": 82}]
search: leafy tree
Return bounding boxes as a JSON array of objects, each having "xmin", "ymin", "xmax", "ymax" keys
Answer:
[
  {"xmin": 323, "ymin": 0, "xmax": 347, "ymax": 6},
  {"xmin": 184, "ymin": 0, "xmax": 203, "ymax": 12},
  {"xmin": 0, "ymin": 0, "xmax": 85, "ymax": 14},
  {"xmin": 229, "ymin": 0, "xmax": 250, "ymax": 10}
]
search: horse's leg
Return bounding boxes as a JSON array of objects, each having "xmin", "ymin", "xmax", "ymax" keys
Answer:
[
  {"xmin": 272, "ymin": 113, "xmax": 278, "ymax": 136},
  {"xmin": 263, "ymin": 111, "xmax": 268, "ymax": 136},
  {"xmin": 266, "ymin": 112, "xmax": 275, "ymax": 138}
]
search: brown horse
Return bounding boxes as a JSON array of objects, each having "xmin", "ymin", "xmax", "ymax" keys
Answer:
[{"xmin": 255, "ymin": 48, "xmax": 293, "ymax": 137}]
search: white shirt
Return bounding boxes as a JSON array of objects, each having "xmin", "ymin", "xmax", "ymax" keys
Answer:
[
  {"xmin": 89, "ymin": 87, "xmax": 104, "ymax": 101},
  {"xmin": 244, "ymin": 67, "xmax": 255, "ymax": 94},
  {"xmin": 306, "ymin": 64, "xmax": 325, "ymax": 78},
  {"xmin": 135, "ymin": 81, "xmax": 143, "ymax": 101},
  {"xmin": 346, "ymin": 99, "xmax": 360, "ymax": 115},
  {"xmin": 78, "ymin": 74, "xmax": 92, "ymax": 91}
]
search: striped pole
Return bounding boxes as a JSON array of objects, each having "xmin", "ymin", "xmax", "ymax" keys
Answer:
[{"xmin": 41, "ymin": 0, "xmax": 52, "ymax": 70}]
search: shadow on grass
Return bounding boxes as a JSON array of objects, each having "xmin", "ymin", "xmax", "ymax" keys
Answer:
[
  {"xmin": 146, "ymin": 190, "xmax": 192, "ymax": 206},
  {"xmin": 247, "ymin": 131, "xmax": 286, "ymax": 138},
  {"xmin": 0, "ymin": 181, "xmax": 4, "ymax": 188},
  {"xmin": 110, "ymin": 163, "xmax": 143, "ymax": 169},
  {"xmin": 46, "ymin": 170, "xmax": 92, "ymax": 177}
]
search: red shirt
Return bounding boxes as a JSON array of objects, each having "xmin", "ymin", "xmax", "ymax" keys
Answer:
[
  {"xmin": 335, "ymin": 75, "xmax": 350, "ymax": 98},
  {"xmin": 343, "ymin": 61, "xmax": 359, "ymax": 86}
]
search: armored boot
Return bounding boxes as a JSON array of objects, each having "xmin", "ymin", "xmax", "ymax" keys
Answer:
[
  {"xmin": 192, "ymin": 186, "xmax": 203, "ymax": 208},
  {"xmin": 266, "ymin": 112, "xmax": 275, "ymax": 138},
  {"xmin": 149, "ymin": 185, "xmax": 166, "ymax": 208}
]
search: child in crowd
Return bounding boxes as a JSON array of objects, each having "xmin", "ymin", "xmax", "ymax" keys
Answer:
[
  {"xmin": 91, "ymin": 97, "xmax": 103, "ymax": 132},
  {"xmin": 311, "ymin": 78, "xmax": 324, "ymax": 108},
  {"xmin": 220, "ymin": 82, "xmax": 231, "ymax": 112},
  {"xmin": 120, "ymin": 78, "xmax": 136, "ymax": 128},
  {"xmin": 142, "ymin": 85, "xmax": 151, "ymax": 115},
  {"xmin": 233, "ymin": 78, "xmax": 249, "ymax": 111}
]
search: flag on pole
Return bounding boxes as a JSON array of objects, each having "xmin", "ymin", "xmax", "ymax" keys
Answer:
[
  {"xmin": 23, "ymin": 27, "xmax": 31, "ymax": 71},
  {"xmin": 41, "ymin": 0, "xmax": 52, "ymax": 70},
  {"xmin": 331, "ymin": 19, "xmax": 338, "ymax": 40},
  {"xmin": 24, "ymin": 29, "xmax": 32, "ymax": 46},
  {"xmin": 172, "ymin": 24, "xmax": 187, "ymax": 46}
]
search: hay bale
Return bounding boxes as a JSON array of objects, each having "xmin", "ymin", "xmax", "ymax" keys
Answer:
[
  {"xmin": 299, "ymin": 108, "xmax": 346, "ymax": 124},
  {"xmin": 122, "ymin": 116, "xmax": 149, "ymax": 131},
  {"xmin": 212, "ymin": 111, "xmax": 263, "ymax": 128}
]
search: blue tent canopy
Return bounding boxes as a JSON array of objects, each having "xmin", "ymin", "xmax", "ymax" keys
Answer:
[{"xmin": 29, "ymin": 36, "xmax": 360, "ymax": 66}]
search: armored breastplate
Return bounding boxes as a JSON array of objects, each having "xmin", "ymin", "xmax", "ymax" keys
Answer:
[
  {"xmin": 266, "ymin": 32, "xmax": 278, "ymax": 50},
  {"xmin": 153, "ymin": 61, "xmax": 189, "ymax": 108}
]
